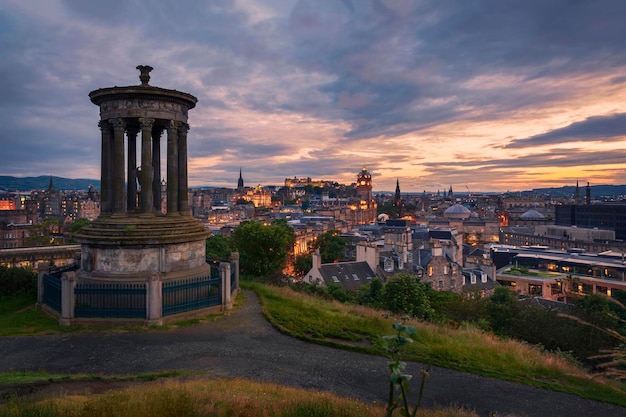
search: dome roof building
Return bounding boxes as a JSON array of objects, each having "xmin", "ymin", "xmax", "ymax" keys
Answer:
[
  {"xmin": 443, "ymin": 204, "xmax": 471, "ymax": 220},
  {"xmin": 520, "ymin": 209, "xmax": 545, "ymax": 220}
]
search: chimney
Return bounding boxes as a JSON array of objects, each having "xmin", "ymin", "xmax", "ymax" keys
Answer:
[{"xmin": 313, "ymin": 248, "xmax": 322, "ymax": 269}]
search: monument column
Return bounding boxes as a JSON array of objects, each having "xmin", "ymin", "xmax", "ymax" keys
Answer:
[
  {"xmin": 98, "ymin": 120, "xmax": 113, "ymax": 214},
  {"xmin": 139, "ymin": 118, "xmax": 154, "ymax": 214},
  {"xmin": 126, "ymin": 127, "xmax": 139, "ymax": 212},
  {"xmin": 178, "ymin": 123, "xmax": 189, "ymax": 214},
  {"xmin": 110, "ymin": 118, "xmax": 126, "ymax": 214},
  {"xmin": 152, "ymin": 128, "xmax": 162, "ymax": 213},
  {"xmin": 166, "ymin": 120, "xmax": 180, "ymax": 215}
]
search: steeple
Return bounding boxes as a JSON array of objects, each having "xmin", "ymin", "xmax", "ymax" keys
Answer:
[
  {"xmin": 47, "ymin": 176, "xmax": 55, "ymax": 193},
  {"xmin": 574, "ymin": 180, "xmax": 580, "ymax": 203},
  {"xmin": 586, "ymin": 182, "xmax": 591, "ymax": 205},
  {"xmin": 237, "ymin": 168, "xmax": 244, "ymax": 189},
  {"xmin": 393, "ymin": 178, "xmax": 404, "ymax": 218}
]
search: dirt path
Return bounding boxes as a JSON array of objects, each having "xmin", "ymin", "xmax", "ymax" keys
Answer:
[{"xmin": 0, "ymin": 291, "xmax": 624, "ymax": 417}]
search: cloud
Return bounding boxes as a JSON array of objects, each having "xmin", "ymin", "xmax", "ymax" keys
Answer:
[
  {"xmin": 506, "ymin": 114, "xmax": 626, "ymax": 148},
  {"xmin": 1, "ymin": 0, "xmax": 626, "ymax": 192}
]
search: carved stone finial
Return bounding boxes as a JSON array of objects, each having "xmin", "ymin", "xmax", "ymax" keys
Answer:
[{"xmin": 136, "ymin": 65, "xmax": 153, "ymax": 86}]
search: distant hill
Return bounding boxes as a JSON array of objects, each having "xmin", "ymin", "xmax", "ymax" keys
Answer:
[
  {"xmin": 0, "ymin": 176, "xmax": 100, "ymax": 192},
  {"xmin": 527, "ymin": 184, "xmax": 626, "ymax": 199}
]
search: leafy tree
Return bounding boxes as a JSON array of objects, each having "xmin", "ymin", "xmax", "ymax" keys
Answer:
[
  {"xmin": 205, "ymin": 235, "xmax": 235, "ymax": 261},
  {"xmin": 68, "ymin": 218, "xmax": 90, "ymax": 243},
  {"xmin": 356, "ymin": 277, "xmax": 384, "ymax": 307},
  {"xmin": 24, "ymin": 218, "xmax": 59, "ymax": 247},
  {"xmin": 293, "ymin": 253, "xmax": 312, "ymax": 276},
  {"xmin": 382, "ymin": 273, "xmax": 434, "ymax": 320},
  {"xmin": 232, "ymin": 220, "xmax": 295, "ymax": 278},
  {"xmin": 491, "ymin": 286, "xmax": 516, "ymax": 305},
  {"xmin": 312, "ymin": 230, "xmax": 347, "ymax": 263}
]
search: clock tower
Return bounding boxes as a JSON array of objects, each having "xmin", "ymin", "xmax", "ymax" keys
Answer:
[{"xmin": 356, "ymin": 167, "xmax": 372, "ymax": 203}]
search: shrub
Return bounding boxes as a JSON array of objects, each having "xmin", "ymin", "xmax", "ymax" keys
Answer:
[
  {"xmin": 382, "ymin": 273, "xmax": 434, "ymax": 320},
  {"xmin": 0, "ymin": 265, "xmax": 37, "ymax": 297}
]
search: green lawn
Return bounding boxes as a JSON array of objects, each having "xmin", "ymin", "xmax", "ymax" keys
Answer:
[{"xmin": 244, "ymin": 281, "xmax": 626, "ymax": 408}]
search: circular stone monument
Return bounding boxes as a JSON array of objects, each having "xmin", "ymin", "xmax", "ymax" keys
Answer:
[{"xmin": 76, "ymin": 66, "xmax": 211, "ymax": 283}]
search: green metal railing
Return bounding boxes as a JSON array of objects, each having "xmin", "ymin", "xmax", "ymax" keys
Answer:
[
  {"xmin": 162, "ymin": 274, "xmax": 221, "ymax": 316},
  {"xmin": 75, "ymin": 282, "xmax": 146, "ymax": 318}
]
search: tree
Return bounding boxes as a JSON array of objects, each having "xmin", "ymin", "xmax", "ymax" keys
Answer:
[
  {"xmin": 232, "ymin": 219, "xmax": 295, "ymax": 278},
  {"xmin": 357, "ymin": 277, "xmax": 384, "ymax": 307},
  {"xmin": 312, "ymin": 230, "xmax": 347, "ymax": 263},
  {"xmin": 293, "ymin": 253, "xmax": 312, "ymax": 276},
  {"xmin": 382, "ymin": 273, "xmax": 434, "ymax": 320},
  {"xmin": 69, "ymin": 218, "xmax": 90, "ymax": 243},
  {"xmin": 24, "ymin": 218, "xmax": 59, "ymax": 247},
  {"xmin": 205, "ymin": 235, "xmax": 235, "ymax": 261}
]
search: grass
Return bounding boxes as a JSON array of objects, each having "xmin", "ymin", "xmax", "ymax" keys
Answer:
[
  {"xmin": 244, "ymin": 281, "xmax": 626, "ymax": 408},
  {"xmin": 0, "ymin": 370, "xmax": 194, "ymax": 386},
  {"xmin": 0, "ymin": 377, "xmax": 483, "ymax": 417},
  {"xmin": 0, "ymin": 291, "xmax": 245, "ymax": 336}
]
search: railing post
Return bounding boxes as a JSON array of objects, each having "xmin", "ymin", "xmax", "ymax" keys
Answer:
[
  {"xmin": 60, "ymin": 271, "xmax": 76, "ymax": 326},
  {"xmin": 229, "ymin": 252, "xmax": 240, "ymax": 291},
  {"xmin": 37, "ymin": 262, "xmax": 50, "ymax": 305},
  {"xmin": 146, "ymin": 272, "xmax": 163, "ymax": 325},
  {"xmin": 220, "ymin": 261, "xmax": 232, "ymax": 310}
]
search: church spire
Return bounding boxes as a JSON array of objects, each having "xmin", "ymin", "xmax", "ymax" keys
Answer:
[
  {"xmin": 393, "ymin": 178, "xmax": 404, "ymax": 218},
  {"xmin": 237, "ymin": 167, "xmax": 244, "ymax": 188}
]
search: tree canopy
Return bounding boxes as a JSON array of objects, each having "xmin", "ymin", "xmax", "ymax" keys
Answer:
[
  {"xmin": 205, "ymin": 234, "xmax": 236, "ymax": 261},
  {"xmin": 232, "ymin": 219, "xmax": 295, "ymax": 278},
  {"xmin": 312, "ymin": 230, "xmax": 347, "ymax": 263}
]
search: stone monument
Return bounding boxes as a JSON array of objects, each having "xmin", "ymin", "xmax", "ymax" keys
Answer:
[{"xmin": 76, "ymin": 66, "xmax": 211, "ymax": 284}]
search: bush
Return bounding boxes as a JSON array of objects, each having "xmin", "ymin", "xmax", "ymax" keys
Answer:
[
  {"xmin": 0, "ymin": 265, "xmax": 37, "ymax": 297},
  {"xmin": 382, "ymin": 273, "xmax": 434, "ymax": 320}
]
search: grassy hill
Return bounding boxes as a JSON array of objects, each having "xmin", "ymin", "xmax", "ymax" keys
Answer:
[{"xmin": 1, "ymin": 282, "xmax": 626, "ymax": 415}]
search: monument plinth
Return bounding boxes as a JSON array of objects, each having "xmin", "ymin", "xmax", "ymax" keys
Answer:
[{"xmin": 76, "ymin": 66, "xmax": 210, "ymax": 283}]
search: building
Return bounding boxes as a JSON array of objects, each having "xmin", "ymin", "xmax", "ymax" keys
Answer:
[
  {"xmin": 305, "ymin": 249, "xmax": 377, "ymax": 290},
  {"xmin": 490, "ymin": 244, "xmax": 626, "ymax": 302},
  {"xmin": 353, "ymin": 167, "xmax": 377, "ymax": 224},
  {"xmin": 500, "ymin": 225, "xmax": 625, "ymax": 253},
  {"xmin": 555, "ymin": 203, "xmax": 626, "ymax": 240}
]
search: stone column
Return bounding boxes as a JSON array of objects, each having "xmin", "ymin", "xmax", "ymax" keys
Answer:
[
  {"xmin": 139, "ymin": 118, "xmax": 154, "ymax": 214},
  {"xmin": 110, "ymin": 118, "xmax": 126, "ymax": 215},
  {"xmin": 178, "ymin": 123, "xmax": 189, "ymax": 215},
  {"xmin": 229, "ymin": 252, "xmax": 240, "ymax": 292},
  {"xmin": 127, "ymin": 127, "xmax": 139, "ymax": 212},
  {"xmin": 166, "ymin": 120, "xmax": 179, "ymax": 216},
  {"xmin": 152, "ymin": 128, "xmax": 162, "ymax": 213},
  {"xmin": 37, "ymin": 262, "xmax": 50, "ymax": 305},
  {"xmin": 220, "ymin": 261, "xmax": 232, "ymax": 310},
  {"xmin": 60, "ymin": 271, "xmax": 76, "ymax": 326},
  {"xmin": 146, "ymin": 272, "xmax": 163, "ymax": 325},
  {"xmin": 98, "ymin": 120, "xmax": 113, "ymax": 214}
]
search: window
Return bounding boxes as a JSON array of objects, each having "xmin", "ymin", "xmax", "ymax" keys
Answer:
[
  {"xmin": 384, "ymin": 258, "xmax": 394, "ymax": 272},
  {"xmin": 471, "ymin": 275, "xmax": 476, "ymax": 284},
  {"xmin": 332, "ymin": 275, "xmax": 339, "ymax": 283},
  {"xmin": 443, "ymin": 265, "xmax": 449, "ymax": 275},
  {"xmin": 352, "ymin": 274, "xmax": 359, "ymax": 281},
  {"xmin": 438, "ymin": 280, "xmax": 443, "ymax": 289},
  {"xmin": 428, "ymin": 266, "xmax": 433, "ymax": 276}
]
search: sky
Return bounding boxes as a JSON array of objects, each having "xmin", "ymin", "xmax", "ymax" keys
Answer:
[{"xmin": 1, "ymin": 0, "xmax": 626, "ymax": 193}]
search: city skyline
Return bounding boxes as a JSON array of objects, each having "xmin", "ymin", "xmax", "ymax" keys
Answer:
[{"xmin": 1, "ymin": 1, "xmax": 626, "ymax": 192}]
